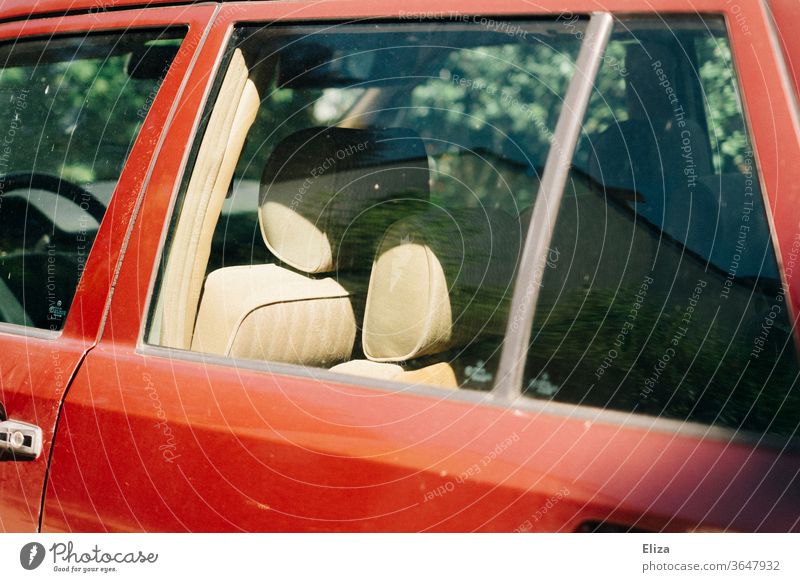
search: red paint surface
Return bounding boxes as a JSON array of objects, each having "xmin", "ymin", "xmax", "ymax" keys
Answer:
[{"xmin": 0, "ymin": 5, "xmax": 215, "ymax": 532}]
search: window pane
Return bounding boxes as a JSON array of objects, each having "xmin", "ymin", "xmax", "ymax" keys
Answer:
[
  {"xmin": 523, "ymin": 17, "xmax": 800, "ymax": 437},
  {"xmin": 151, "ymin": 20, "xmax": 585, "ymax": 391},
  {"xmin": 0, "ymin": 29, "xmax": 184, "ymax": 330}
]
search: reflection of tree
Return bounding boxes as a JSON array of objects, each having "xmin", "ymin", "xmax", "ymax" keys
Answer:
[
  {"xmin": 697, "ymin": 38, "xmax": 750, "ymax": 174},
  {"xmin": 403, "ymin": 43, "xmax": 578, "ymax": 211},
  {"xmin": 574, "ymin": 35, "xmax": 749, "ymax": 177},
  {"xmin": 0, "ymin": 36, "xmax": 177, "ymax": 185}
]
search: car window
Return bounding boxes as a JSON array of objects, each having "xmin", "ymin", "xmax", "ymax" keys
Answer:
[
  {"xmin": 0, "ymin": 29, "xmax": 184, "ymax": 330},
  {"xmin": 148, "ymin": 20, "xmax": 585, "ymax": 391},
  {"xmin": 523, "ymin": 17, "xmax": 800, "ymax": 437}
]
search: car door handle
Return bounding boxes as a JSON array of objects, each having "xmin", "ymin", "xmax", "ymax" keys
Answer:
[{"xmin": 0, "ymin": 403, "xmax": 43, "ymax": 460}]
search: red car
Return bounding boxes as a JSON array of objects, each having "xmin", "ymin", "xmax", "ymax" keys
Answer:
[{"xmin": 1, "ymin": 0, "xmax": 799, "ymax": 533}]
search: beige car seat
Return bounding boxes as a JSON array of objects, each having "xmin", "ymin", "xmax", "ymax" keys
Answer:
[
  {"xmin": 192, "ymin": 126, "xmax": 430, "ymax": 367},
  {"xmin": 332, "ymin": 207, "xmax": 523, "ymax": 388}
]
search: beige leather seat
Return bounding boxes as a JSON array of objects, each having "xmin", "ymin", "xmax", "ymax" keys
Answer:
[
  {"xmin": 192, "ymin": 126, "xmax": 430, "ymax": 366},
  {"xmin": 332, "ymin": 207, "xmax": 522, "ymax": 388}
]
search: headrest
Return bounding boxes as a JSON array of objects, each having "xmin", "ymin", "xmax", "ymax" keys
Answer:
[
  {"xmin": 260, "ymin": 127, "xmax": 430, "ymax": 274},
  {"xmin": 362, "ymin": 208, "xmax": 523, "ymax": 362}
]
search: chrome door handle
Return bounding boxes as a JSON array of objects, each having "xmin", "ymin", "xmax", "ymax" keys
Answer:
[{"xmin": 0, "ymin": 418, "xmax": 43, "ymax": 460}]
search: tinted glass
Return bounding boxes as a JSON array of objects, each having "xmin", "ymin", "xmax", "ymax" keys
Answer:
[{"xmin": 523, "ymin": 18, "xmax": 800, "ymax": 437}]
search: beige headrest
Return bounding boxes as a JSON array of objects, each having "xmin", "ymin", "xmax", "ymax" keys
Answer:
[
  {"xmin": 362, "ymin": 208, "xmax": 523, "ymax": 362},
  {"xmin": 260, "ymin": 127, "xmax": 429, "ymax": 274}
]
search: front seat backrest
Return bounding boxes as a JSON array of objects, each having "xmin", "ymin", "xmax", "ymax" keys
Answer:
[{"xmin": 191, "ymin": 126, "xmax": 430, "ymax": 366}]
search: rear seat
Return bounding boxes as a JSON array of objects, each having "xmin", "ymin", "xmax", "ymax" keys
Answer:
[{"xmin": 191, "ymin": 126, "xmax": 430, "ymax": 366}]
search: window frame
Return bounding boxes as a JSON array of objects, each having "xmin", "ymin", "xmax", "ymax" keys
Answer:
[
  {"xmin": 0, "ymin": 6, "xmax": 210, "ymax": 342},
  {"xmin": 117, "ymin": 0, "xmax": 800, "ymax": 450}
]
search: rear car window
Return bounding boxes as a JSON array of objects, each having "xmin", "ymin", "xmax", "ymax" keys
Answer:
[
  {"xmin": 148, "ymin": 19, "xmax": 584, "ymax": 391},
  {"xmin": 523, "ymin": 17, "xmax": 800, "ymax": 437},
  {"xmin": 0, "ymin": 29, "xmax": 184, "ymax": 330}
]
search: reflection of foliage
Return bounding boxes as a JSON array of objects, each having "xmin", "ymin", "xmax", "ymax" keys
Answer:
[
  {"xmin": 408, "ymin": 44, "xmax": 577, "ymax": 160},
  {"xmin": 0, "ymin": 36, "xmax": 175, "ymax": 185},
  {"xmin": 236, "ymin": 40, "xmax": 581, "ymax": 213},
  {"xmin": 526, "ymin": 287, "xmax": 800, "ymax": 437},
  {"xmin": 580, "ymin": 40, "xmax": 629, "ymax": 134},
  {"xmin": 0, "ymin": 33, "xmax": 180, "ymax": 330},
  {"xmin": 697, "ymin": 38, "xmax": 749, "ymax": 174},
  {"xmin": 575, "ymin": 35, "xmax": 749, "ymax": 176},
  {"xmin": 233, "ymin": 38, "xmax": 581, "ymax": 216},
  {"xmin": 404, "ymin": 42, "xmax": 579, "ymax": 211}
]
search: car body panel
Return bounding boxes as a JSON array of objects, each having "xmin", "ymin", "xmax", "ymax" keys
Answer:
[
  {"xmin": 32, "ymin": 0, "xmax": 800, "ymax": 533},
  {"xmin": 0, "ymin": 5, "xmax": 217, "ymax": 532},
  {"xmin": 0, "ymin": 0, "xmax": 193, "ymax": 22},
  {"xmin": 770, "ymin": 0, "xmax": 800, "ymax": 102},
  {"xmin": 42, "ymin": 344, "xmax": 800, "ymax": 532}
]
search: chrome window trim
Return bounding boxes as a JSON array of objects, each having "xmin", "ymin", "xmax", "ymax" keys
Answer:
[
  {"xmin": 0, "ymin": 322, "xmax": 60, "ymax": 340},
  {"xmin": 493, "ymin": 12, "xmax": 614, "ymax": 401}
]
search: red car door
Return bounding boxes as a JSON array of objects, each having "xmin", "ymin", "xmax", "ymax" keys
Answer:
[
  {"xmin": 0, "ymin": 5, "xmax": 216, "ymax": 532},
  {"xmin": 41, "ymin": 0, "xmax": 800, "ymax": 532}
]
